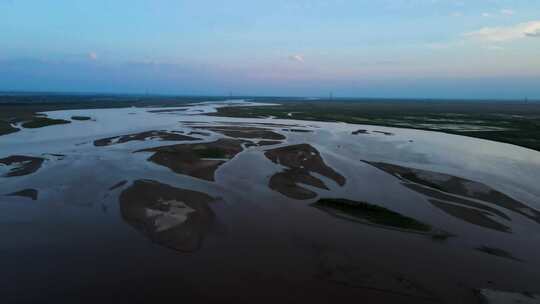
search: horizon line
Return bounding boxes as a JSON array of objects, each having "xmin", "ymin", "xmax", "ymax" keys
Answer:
[{"xmin": 0, "ymin": 90, "xmax": 538, "ymax": 103}]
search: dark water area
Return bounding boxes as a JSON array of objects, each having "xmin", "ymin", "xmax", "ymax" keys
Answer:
[{"xmin": 1, "ymin": 102, "xmax": 540, "ymax": 303}]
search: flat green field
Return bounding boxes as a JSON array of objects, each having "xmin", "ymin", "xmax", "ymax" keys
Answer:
[{"xmin": 212, "ymin": 99, "xmax": 540, "ymax": 151}]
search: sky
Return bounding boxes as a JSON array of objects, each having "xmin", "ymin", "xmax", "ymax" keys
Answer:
[{"xmin": 1, "ymin": 0, "xmax": 539, "ymax": 99}]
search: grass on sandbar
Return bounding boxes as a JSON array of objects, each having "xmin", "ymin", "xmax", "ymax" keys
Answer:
[
  {"xmin": 314, "ymin": 198, "xmax": 432, "ymax": 232},
  {"xmin": 22, "ymin": 117, "xmax": 71, "ymax": 129}
]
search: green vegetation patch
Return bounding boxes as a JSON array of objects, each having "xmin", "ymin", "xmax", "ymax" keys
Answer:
[
  {"xmin": 211, "ymin": 101, "xmax": 540, "ymax": 152},
  {"xmin": 476, "ymin": 246, "xmax": 522, "ymax": 262},
  {"xmin": 313, "ymin": 198, "xmax": 431, "ymax": 232},
  {"xmin": 71, "ymin": 116, "xmax": 91, "ymax": 121},
  {"xmin": 22, "ymin": 117, "xmax": 71, "ymax": 129}
]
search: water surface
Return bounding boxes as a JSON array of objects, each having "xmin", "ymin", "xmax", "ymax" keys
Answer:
[{"xmin": 1, "ymin": 100, "xmax": 540, "ymax": 303}]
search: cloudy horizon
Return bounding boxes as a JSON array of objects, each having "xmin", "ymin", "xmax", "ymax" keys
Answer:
[{"xmin": 1, "ymin": 0, "xmax": 539, "ymax": 99}]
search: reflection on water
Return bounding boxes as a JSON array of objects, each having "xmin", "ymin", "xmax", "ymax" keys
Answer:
[
  {"xmin": 316, "ymin": 258, "xmax": 438, "ymax": 301},
  {"xmin": 119, "ymin": 179, "xmax": 217, "ymax": 253}
]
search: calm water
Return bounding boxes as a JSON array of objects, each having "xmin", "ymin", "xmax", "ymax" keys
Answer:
[{"xmin": 1, "ymin": 101, "xmax": 540, "ymax": 303}]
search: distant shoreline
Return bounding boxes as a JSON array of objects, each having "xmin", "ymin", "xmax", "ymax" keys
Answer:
[
  {"xmin": 0, "ymin": 91, "xmax": 538, "ymax": 103},
  {"xmin": 2, "ymin": 96, "xmax": 540, "ymax": 151}
]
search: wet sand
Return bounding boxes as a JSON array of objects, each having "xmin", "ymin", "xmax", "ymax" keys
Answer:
[
  {"xmin": 119, "ymin": 180, "xmax": 217, "ymax": 252},
  {"xmin": 137, "ymin": 138, "xmax": 248, "ymax": 181},
  {"xmin": 265, "ymin": 144, "xmax": 346, "ymax": 199},
  {"xmin": 0, "ymin": 155, "xmax": 45, "ymax": 177},
  {"xmin": 365, "ymin": 161, "xmax": 540, "ymax": 226}
]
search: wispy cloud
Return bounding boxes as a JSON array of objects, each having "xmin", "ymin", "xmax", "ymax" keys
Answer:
[
  {"xmin": 88, "ymin": 52, "xmax": 98, "ymax": 60},
  {"xmin": 480, "ymin": 9, "xmax": 516, "ymax": 18},
  {"xmin": 464, "ymin": 21, "xmax": 540, "ymax": 42},
  {"xmin": 526, "ymin": 30, "xmax": 540, "ymax": 37},
  {"xmin": 486, "ymin": 45, "xmax": 504, "ymax": 51},
  {"xmin": 500, "ymin": 9, "xmax": 515, "ymax": 16},
  {"xmin": 426, "ymin": 40, "xmax": 465, "ymax": 50},
  {"xmin": 288, "ymin": 54, "xmax": 305, "ymax": 63}
]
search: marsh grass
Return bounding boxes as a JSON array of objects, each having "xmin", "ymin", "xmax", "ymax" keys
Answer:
[
  {"xmin": 314, "ymin": 198, "xmax": 432, "ymax": 232},
  {"xmin": 22, "ymin": 117, "xmax": 71, "ymax": 128},
  {"xmin": 71, "ymin": 116, "xmax": 91, "ymax": 121},
  {"xmin": 212, "ymin": 101, "xmax": 540, "ymax": 151}
]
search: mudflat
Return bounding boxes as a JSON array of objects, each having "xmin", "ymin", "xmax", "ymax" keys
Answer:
[
  {"xmin": 119, "ymin": 179, "xmax": 217, "ymax": 252},
  {"xmin": 137, "ymin": 138, "xmax": 247, "ymax": 181},
  {"xmin": 0, "ymin": 155, "xmax": 45, "ymax": 177},
  {"xmin": 265, "ymin": 144, "xmax": 346, "ymax": 199}
]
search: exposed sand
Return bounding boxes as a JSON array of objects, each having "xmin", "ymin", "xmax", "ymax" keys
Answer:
[
  {"xmin": 0, "ymin": 155, "xmax": 45, "ymax": 177},
  {"xmin": 137, "ymin": 138, "xmax": 247, "ymax": 181},
  {"xmin": 265, "ymin": 144, "xmax": 345, "ymax": 199},
  {"xmin": 119, "ymin": 179, "xmax": 216, "ymax": 252},
  {"xmin": 365, "ymin": 161, "xmax": 540, "ymax": 225},
  {"xmin": 429, "ymin": 199, "xmax": 510, "ymax": 233}
]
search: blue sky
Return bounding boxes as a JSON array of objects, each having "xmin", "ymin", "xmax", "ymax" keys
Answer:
[{"xmin": 1, "ymin": 0, "xmax": 539, "ymax": 98}]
